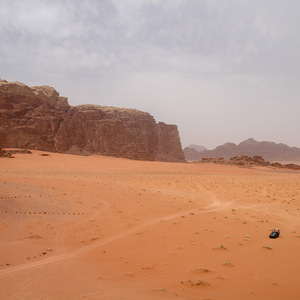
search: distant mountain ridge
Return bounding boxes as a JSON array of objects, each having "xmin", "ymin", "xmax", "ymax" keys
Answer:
[
  {"xmin": 184, "ymin": 138, "xmax": 300, "ymax": 162},
  {"xmin": 183, "ymin": 144, "xmax": 207, "ymax": 162},
  {"xmin": 188, "ymin": 144, "xmax": 207, "ymax": 152}
]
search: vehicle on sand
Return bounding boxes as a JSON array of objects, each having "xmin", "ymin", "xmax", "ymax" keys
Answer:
[{"xmin": 269, "ymin": 228, "xmax": 280, "ymax": 239}]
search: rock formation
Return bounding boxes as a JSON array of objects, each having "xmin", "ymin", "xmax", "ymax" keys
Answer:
[
  {"xmin": 199, "ymin": 155, "xmax": 300, "ymax": 170},
  {"xmin": 0, "ymin": 79, "xmax": 185, "ymax": 162}
]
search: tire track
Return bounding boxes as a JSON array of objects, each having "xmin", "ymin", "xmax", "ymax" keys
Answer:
[{"xmin": 0, "ymin": 194, "xmax": 230, "ymax": 277}]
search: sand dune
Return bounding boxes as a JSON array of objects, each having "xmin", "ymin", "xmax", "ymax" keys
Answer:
[{"xmin": 0, "ymin": 150, "xmax": 299, "ymax": 299}]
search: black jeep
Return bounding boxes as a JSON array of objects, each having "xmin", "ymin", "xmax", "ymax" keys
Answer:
[{"xmin": 269, "ymin": 230, "xmax": 280, "ymax": 239}]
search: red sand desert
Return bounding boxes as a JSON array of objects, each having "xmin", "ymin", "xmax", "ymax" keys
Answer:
[{"xmin": 0, "ymin": 150, "xmax": 299, "ymax": 300}]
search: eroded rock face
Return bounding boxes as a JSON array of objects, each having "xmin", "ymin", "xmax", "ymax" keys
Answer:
[{"xmin": 0, "ymin": 79, "xmax": 185, "ymax": 162}]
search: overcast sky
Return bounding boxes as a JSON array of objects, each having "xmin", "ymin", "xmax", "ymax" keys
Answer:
[{"xmin": 1, "ymin": 0, "xmax": 300, "ymax": 149}]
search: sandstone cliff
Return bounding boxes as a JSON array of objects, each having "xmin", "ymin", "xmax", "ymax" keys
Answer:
[{"xmin": 0, "ymin": 79, "xmax": 185, "ymax": 162}]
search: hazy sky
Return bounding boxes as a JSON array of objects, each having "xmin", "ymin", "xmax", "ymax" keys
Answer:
[{"xmin": 1, "ymin": 0, "xmax": 300, "ymax": 149}]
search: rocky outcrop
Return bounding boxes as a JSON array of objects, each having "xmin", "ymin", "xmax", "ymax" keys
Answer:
[
  {"xmin": 0, "ymin": 149, "xmax": 13, "ymax": 158},
  {"xmin": 185, "ymin": 138, "xmax": 300, "ymax": 162},
  {"xmin": 0, "ymin": 149, "xmax": 32, "ymax": 158},
  {"xmin": 199, "ymin": 155, "xmax": 300, "ymax": 170},
  {"xmin": 0, "ymin": 79, "xmax": 185, "ymax": 162}
]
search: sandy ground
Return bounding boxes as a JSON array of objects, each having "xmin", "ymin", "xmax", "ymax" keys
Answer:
[{"xmin": 0, "ymin": 150, "xmax": 299, "ymax": 300}]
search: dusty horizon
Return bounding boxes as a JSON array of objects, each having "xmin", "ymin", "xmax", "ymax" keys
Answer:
[
  {"xmin": 0, "ymin": 150, "xmax": 299, "ymax": 299},
  {"xmin": 1, "ymin": 1, "xmax": 300, "ymax": 150},
  {"xmin": 185, "ymin": 137, "xmax": 300, "ymax": 152}
]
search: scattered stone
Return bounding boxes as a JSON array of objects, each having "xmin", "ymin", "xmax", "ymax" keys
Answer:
[
  {"xmin": 181, "ymin": 279, "xmax": 210, "ymax": 287},
  {"xmin": 213, "ymin": 245, "xmax": 227, "ymax": 250},
  {"xmin": 263, "ymin": 245, "xmax": 273, "ymax": 250}
]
